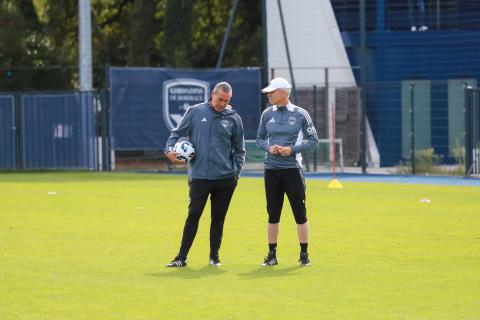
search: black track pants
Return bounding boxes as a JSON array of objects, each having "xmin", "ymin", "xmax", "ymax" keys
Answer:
[{"xmin": 178, "ymin": 177, "xmax": 237, "ymax": 259}]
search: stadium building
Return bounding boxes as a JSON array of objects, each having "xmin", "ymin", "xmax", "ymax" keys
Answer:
[{"xmin": 265, "ymin": 0, "xmax": 480, "ymax": 168}]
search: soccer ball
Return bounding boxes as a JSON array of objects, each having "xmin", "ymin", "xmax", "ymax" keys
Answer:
[{"xmin": 173, "ymin": 141, "xmax": 195, "ymax": 161}]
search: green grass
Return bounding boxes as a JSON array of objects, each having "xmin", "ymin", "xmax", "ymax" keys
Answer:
[{"xmin": 1, "ymin": 172, "xmax": 479, "ymax": 320}]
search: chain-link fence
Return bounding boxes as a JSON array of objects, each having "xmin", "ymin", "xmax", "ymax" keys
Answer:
[{"xmin": 2, "ymin": 73, "xmax": 479, "ymax": 176}]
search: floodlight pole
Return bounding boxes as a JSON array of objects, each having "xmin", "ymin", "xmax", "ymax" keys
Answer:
[
  {"xmin": 465, "ymin": 86, "xmax": 473, "ymax": 176},
  {"xmin": 359, "ymin": 0, "xmax": 367, "ymax": 173},
  {"xmin": 261, "ymin": 0, "xmax": 269, "ymax": 109},
  {"xmin": 313, "ymin": 85, "xmax": 318, "ymax": 171},
  {"xmin": 410, "ymin": 83, "xmax": 416, "ymax": 174},
  {"xmin": 79, "ymin": 0, "xmax": 93, "ymax": 91}
]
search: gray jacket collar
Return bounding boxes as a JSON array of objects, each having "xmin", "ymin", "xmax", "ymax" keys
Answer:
[
  {"xmin": 272, "ymin": 102, "xmax": 295, "ymax": 112},
  {"xmin": 207, "ymin": 101, "xmax": 237, "ymax": 115}
]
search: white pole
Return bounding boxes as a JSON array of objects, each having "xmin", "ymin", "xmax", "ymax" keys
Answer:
[{"xmin": 78, "ymin": 0, "xmax": 93, "ymax": 91}]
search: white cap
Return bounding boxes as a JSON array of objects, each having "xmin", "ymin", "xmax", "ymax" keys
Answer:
[{"xmin": 261, "ymin": 77, "xmax": 292, "ymax": 93}]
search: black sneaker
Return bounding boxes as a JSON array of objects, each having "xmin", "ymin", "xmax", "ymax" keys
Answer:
[
  {"xmin": 261, "ymin": 252, "xmax": 278, "ymax": 266},
  {"xmin": 165, "ymin": 257, "xmax": 187, "ymax": 268},
  {"xmin": 209, "ymin": 255, "xmax": 222, "ymax": 266},
  {"xmin": 299, "ymin": 252, "xmax": 310, "ymax": 266}
]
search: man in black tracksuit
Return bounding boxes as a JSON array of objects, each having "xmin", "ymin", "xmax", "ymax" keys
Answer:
[{"xmin": 164, "ymin": 82, "xmax": 245, "ymax": 267}]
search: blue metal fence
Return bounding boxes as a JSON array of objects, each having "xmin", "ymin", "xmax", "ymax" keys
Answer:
[
  {"xmin": 21, "ymin": 92, "xmax": 96, "ymax": 170},
  {"xmin": 0, "ymin": 95, "xmax": 16, "ymax": 169}
]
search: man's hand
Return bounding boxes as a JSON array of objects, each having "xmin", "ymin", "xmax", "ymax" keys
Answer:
[
  {"xmin": 278, "ymin": 146, "xmax": 293, "ymax": 157},
  {"xmin": 268, "ymin": 145, "xmax": 281, "ymax": 154},
  {"xmin": 166, "ymin": 151, "xmax": 186, "ymax": 165}
]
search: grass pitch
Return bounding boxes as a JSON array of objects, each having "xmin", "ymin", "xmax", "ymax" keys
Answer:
[{"xmin": 0, "ymin": 172, "xmax": 479, "ymax": 320}]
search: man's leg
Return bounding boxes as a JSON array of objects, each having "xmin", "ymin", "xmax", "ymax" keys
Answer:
[
  {"xmin": 177, "ymin": 179, "xmax": 211, "ymax": 259},
  {"xmin": 283, "ymin": 169, "xmax": 307, "ymax": 227},
  {"xmin": 265, "ymin": 170, "xmax": 284, "ymax": 243},
  {"xmin": 209, "ymin": 177, "xmax": 237, "ymax": 259},
  {"xmin": 297, "ymin": 222, "xmax": 309, "ymax": 244},
  {"xmin": 283, "ymin": 169, "xmax": 310, "ymax": 265},
  {"xmin": 262, "ymin": 170, "xmax": 284, "ymax": 265},
  {"xmin": 268, "ymin": 223, "xmax": 280, "ymax": 244}
]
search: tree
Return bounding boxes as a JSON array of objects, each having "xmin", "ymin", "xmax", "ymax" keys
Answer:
[
  {"xmin": 163, "ymin": 0, "xmax": 193, "ymax": 67},
  {"xmin": 127, "ymin": 0, "xmax": 157, "ymax": 66},
  {"xmin": 0, "ymin": 0, "xmax": 71, "ymax": 90},
  {"xmin": 222, "ymin": 0, "xmax": 262, "ymax": 67},
  {"xmin": 187, "ymin": 0, "xmax": 262, "ymax": 68},
  {"xmin": 0, "ymin": 0, "xmax": 262, "ymax": 90},
  {"xmin": 18, "ymin": 0, "xmax": 41, "ymax": 31},
  {"xmin": 0, "ymin": 0, "xmax": 30, "ymax": 90}
]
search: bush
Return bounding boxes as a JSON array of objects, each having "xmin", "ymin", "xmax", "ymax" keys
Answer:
[
  {"xmin": 395, "ymin": 148, "xmax": 444, "ymax": 174},
  {"xmin": 452, "ymin": 141, "xmax": 465, "ymax": 166},
  {"xmin": 414, "ymin": 148, "xmax": 443, "ymax": 173}
]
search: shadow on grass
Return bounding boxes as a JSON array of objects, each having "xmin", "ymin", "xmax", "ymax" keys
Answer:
[
  {"xmin": 147, "ymin": 265, "xmax": 227, "ymax": 279},
  {"xmin": 237, "ymin": 266, "xmax": 301, "ymax": 279}
]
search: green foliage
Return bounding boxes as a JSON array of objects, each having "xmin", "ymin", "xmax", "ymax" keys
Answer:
[
  {"xmin": 0, "ymin": 0, "xmax": 74, "ymax": 90},
  {"xmin": 221, "ymin": 0, "xmax": 262, "ymax": 67},
  {"xmin": 452, "ymin": 140, "xmax": 465, "ymax": 166},
  {"xmin": 451, "ymin": 141, "xmax": 466, "ymax": 175},
  {"xmin": 127, "ymin": 0, "xmax": 157, "ymax": 66},
  {"xmin": 413, "ymin": 148, "xmax": 444, "ymax": 173},
  {"xmin": 163, "ymin": 0, "xmax": 193, "ymax": 67},
  {"xmin": 0, "ymin": 1, "xmax": 29, "ymax": 90},
  {"xmin": 1, "ymin": 173, "xmax": 479, "ymax": 319},
  {"xmin": 1, "ymin": 0, "xmax": 262, "ymax": 90},
  {"xmin": 396, "ymin": 148, "xmax": 444, "ymax": 174},
  {"xmin": 395, "ymin": 147, "xmax": 467, "ymax": 175}
]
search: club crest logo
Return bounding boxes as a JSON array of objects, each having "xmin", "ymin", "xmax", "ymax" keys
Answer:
[
  {"xmin": 221, "ymin": 120, "xmax": 229, "ymax": 128},
  {"xmin": 288, "ymin": 116, "xmax": 296, "ymax": 125},
  {"xmin": 163, "ymin": 79, "xmax": 210, "ymax": 130}
]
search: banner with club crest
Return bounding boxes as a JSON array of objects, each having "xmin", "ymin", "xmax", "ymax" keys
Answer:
[{"xmin": 109, "ymin": 67, "xmax": 261, "ymax": 150}]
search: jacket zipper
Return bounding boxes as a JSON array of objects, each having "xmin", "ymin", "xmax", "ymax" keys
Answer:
[
  {"xmin": 207, "ymin": 114, "xmax": 213, "ymax": 179},
  {"xmin": 280, "ymin": 107, "xmax": 286, "ymax": 123}
]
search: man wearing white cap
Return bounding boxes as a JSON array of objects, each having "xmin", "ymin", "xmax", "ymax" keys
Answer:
[{"xmin": 256, "ymin": 77, "xmax": 319, "ymax": 266}]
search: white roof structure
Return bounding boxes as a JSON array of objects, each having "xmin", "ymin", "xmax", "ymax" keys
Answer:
[{"xmin": 266, "ymin": 0, "xmax": 356, "ymax": 87}]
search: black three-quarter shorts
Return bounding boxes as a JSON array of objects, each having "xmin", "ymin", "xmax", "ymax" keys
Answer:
[{"xmin": 264, "ymin": 168, "xmax": 307, "ymax": 224}]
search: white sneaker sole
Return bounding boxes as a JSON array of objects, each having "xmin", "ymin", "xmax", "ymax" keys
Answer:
[{"xmin": 260, "ymin": 262, "xmax": 278, "ymax": 266}]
